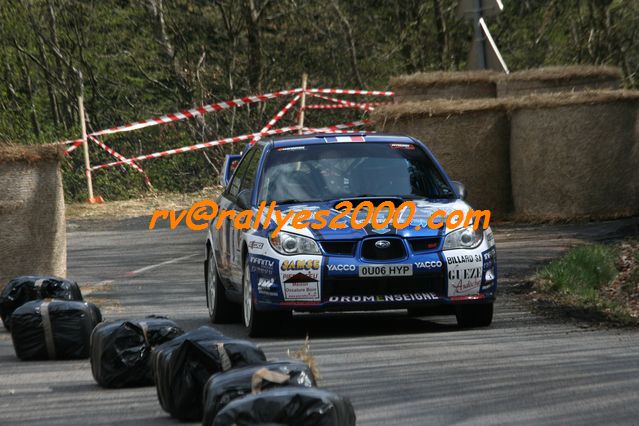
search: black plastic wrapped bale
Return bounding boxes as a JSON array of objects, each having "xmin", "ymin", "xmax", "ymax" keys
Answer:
[
  {"xmin": 152, "ymin": 326, "xmax": 267, "ymax": 421},
  {"xmin": 212, "ymin": 387, "xmax": 357, "ymax": 426},
  {"xmin": 90, "ymin": 317, "xmax": 184, "ymax": 388},
  {"xmin": 202, "ymin": 359, "xmax": 317, "ymax": 425},
  {"xmin": 10, "ymin": 299, "xmax": 102, "ymax": 360},
  {"xmin": 0, "ymin": 275, "xmax": 83, "ymax": 330}
]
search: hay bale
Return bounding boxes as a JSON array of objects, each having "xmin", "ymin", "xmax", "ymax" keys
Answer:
[
  {"xmin": 372, "ymin": 99, "xmax": 512, "ymax": 217},
  {"xmin": 497, "ymin": 65, "xmax": 622, "ymax": 98},
  {"xmin": 0, "ymin": 144, "xmax": 66, "ymax": 288},
  {"xmin": 390, "ymin": 71, "xmax": 499, "ymax": 102},
  {"xmin": 509, "ymin": 90, "xmax": 639, "ymax": 219}
]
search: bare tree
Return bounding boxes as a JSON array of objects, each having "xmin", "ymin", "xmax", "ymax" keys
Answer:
[{"xmin": 330, "ymin": 0, "xmax": 364, "ymax": 87}]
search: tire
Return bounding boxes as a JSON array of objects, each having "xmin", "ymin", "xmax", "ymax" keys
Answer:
[
  {"xmin": 455, "ymin": 303, "xmax": 494, "ymax": 328},
  {"xmin": 206, "ymin": 248, "xmax": 235, "ymax": 323},
  {"xmin": 242, "ymin": 258, "xmax": 290, "ymax": 337}
]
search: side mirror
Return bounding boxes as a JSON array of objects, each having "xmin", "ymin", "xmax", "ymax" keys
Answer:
[
  {"xmin": 451, "ymin": 181, "xmax": 467, "ymax": 200},
  {"xmin": 237, "ymin": 189, "xmax": 252, "ymax": 209},
  {"xmin": 220, "ymin": 154, "xmax": 242, "ymax": 187}
]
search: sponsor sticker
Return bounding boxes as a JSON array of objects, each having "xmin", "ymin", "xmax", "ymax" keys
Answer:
[
  {"xmin": 281, "ymin": 259, "xmax": 320, "ymax": 271},
  {"xmin": 248, "ymin": 241, "xmax": 264, "ymax": 250},
  {"xmin": 277, "ymin": 146, "xmax": 306, "ymax": 151},
  {"xmin": 256, "ymin": 277, "xmax": 278, "ymax": 296},
  {"xmin": 249, "ymin": 255, "xmax": 277, "ymax": 276},
  {"xmin": 446, "ymin": 251, "xmax": 482, "ymax": 296},
  {"xmin": 446, "ymin": 254, "xmax": 481, "ymax": 264},
  {"xmin": 327, "ymin": 264, "xmax": 357, "ymax": 272},
  {"xmin": 282, "ymin": 272, "xmax": 320, "ymax": 301},
  {"xmin": 414, "ymin": 260, "xmax": 443, "ymax": 269},
  {"xmin": 327, "ymin": 293, "xmax": 438, "ymax": 303},
  {"xmin": 481, "ymin": 247, "xmax": 497, "ymax": 290},
  {"xmin": 389, "ymin": 143, "xmax": 415, "ymax": 150}
]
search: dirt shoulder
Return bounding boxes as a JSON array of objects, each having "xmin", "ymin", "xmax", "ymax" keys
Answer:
[{"xmin": 65, "ymin": 187, "xmax": 222, "ymax": 221}]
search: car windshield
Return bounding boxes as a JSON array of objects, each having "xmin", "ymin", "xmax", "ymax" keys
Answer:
[{"xmin": 258, "ymin": 142, "xmax": 454, "ymax": 204}]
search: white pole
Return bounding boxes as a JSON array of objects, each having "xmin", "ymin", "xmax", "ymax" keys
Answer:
[
  {"xmin": 479, "ymin": 18, "xmax": 510, "ymax": 74},
  {"xmin": 297, "ymin": 73, "xmax": 308, "ymax": 134},
  {"xmin": 78, "ymin": 96, "xmax": 94, "ymax": 200}
]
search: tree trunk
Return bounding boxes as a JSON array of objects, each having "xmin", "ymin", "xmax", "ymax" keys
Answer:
[
  {"xmin": 331, "ymin": 0, "xmax": 363, "ymax": 87},
  {"xmin": 18, "ymin": 52, "xmax": 41, "ymax": 137},
  {"xmin": 148, "ymin": 0, "xmax": 191, "ymax": 102},
  {"xmin": 244, "ymin": 0, "xmax": 264, "ymax": 93},
  {"xmin": 433, "ymin": 0, "xmax": 449, "ymax": 69}
]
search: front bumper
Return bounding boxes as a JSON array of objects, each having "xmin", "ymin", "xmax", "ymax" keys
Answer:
[
  {"xmin": 245, "ymin": 227, "xmax": 497, "ymax": 313},
  {"xmin": 262, "ymin": 292, "xmax": 495, "ymax": 312},
  {"xmin": 249, "ymin": 250, "xmax": 497, "ymax": 312}
]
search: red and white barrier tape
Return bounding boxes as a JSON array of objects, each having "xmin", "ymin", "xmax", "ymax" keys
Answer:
[
  {"xmin": 302, "ymin": 119, "xmax": 372, "ymax": 133},
  {"xmin": 64, "ymin": 140, "xmax": 84, "ymax": 155},
  {"xmin": 302, "ymin": 129, "xmax": 377, "ymax": 134},
  {"xmin": 304, "ymin": 102, "xmax": 387, "ymax": 110},
  {"xmin": 252, "ymin": 94, "xmax": 301, "ymax": 144},
  {"xmin": 92, "ymin": 125, "xmax": 303, "ymax": 170},
  {"xmin": 306, "ymin": 92, "xmax": 375, "ymax": 111},
  {"xmin": 308, "ymin": 88, "xmax": 394, "ymax": 96},
  {"xmin": 304, "ymin": 104, "xmax": 352, "ymax": 110},
  {"xmin": 89, "ymin": 88, "xmax": 303, "ymax": 137},
  {"xmin": 59, "ymin": 87, "xmax": 392, "ymax": 148},
  {"xmin": 88, "ymin": 135, "xmax": 153, "ymax": 188}
]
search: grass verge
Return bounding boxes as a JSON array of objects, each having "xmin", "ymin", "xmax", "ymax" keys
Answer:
[{"xmin": 532, "ymin": 240, "xmax": 639, "ymax": 326}]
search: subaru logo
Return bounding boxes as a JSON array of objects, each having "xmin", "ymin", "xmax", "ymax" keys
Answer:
[{"xmin": 375, "ymin": 240, "xmax": 391, "ymax": 249}]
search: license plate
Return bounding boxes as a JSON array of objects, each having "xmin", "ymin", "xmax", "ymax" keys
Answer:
[{"xmin": 359, "ymin": 264, "xmax": 413, "ymax": 277}]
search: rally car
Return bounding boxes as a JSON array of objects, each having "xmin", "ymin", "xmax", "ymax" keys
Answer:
[{"xmin": 205, "ymin": 133, "xmax": 497, "ymax": 336}]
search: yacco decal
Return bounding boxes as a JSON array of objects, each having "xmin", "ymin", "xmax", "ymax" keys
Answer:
[
  {"xmin": 327, "ymin": 264, "xmax": 357, "ymax": 272},
  {"xmin": 413, "ymin": 260, "xmax": 443, "ymax": 270},
  {"xmin": 327, "ymin": 293, "xmax": 438, "ymax": 303}
]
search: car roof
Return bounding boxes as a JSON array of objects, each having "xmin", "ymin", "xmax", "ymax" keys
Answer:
[{"xmin": 265, "ymin": 132, "xmax": 416, "ymax": 148}]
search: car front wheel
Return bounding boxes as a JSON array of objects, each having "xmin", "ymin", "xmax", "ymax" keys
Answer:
[
  {"xmin": 206, "ymin": 248, "xmax": 235, "ymax": 323},
  {"xmin": 455, "ymin": 303, "xmax": 493, "ymax": 328},
  {"xmin": 242, "ymin": 257, "xmax": 290, "ymax": 337}
]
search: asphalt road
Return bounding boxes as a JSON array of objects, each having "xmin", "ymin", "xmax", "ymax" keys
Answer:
[{"xmin": 1, "ymin": 217, "xmax": 639, "ymax": 425}]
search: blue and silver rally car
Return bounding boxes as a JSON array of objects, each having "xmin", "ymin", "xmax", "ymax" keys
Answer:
[{"xmin": 205, "ymin": 133, "xmax": 496, "ymax": 336}]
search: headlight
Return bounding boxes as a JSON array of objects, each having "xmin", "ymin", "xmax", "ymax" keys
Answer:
[
  {"xmin": 443, "ymin": 225, "xmax": 483, "ymax": 250},
  {"xmin": 269, "ymin": 231, "xmax": 320, "ymax": 255}
]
